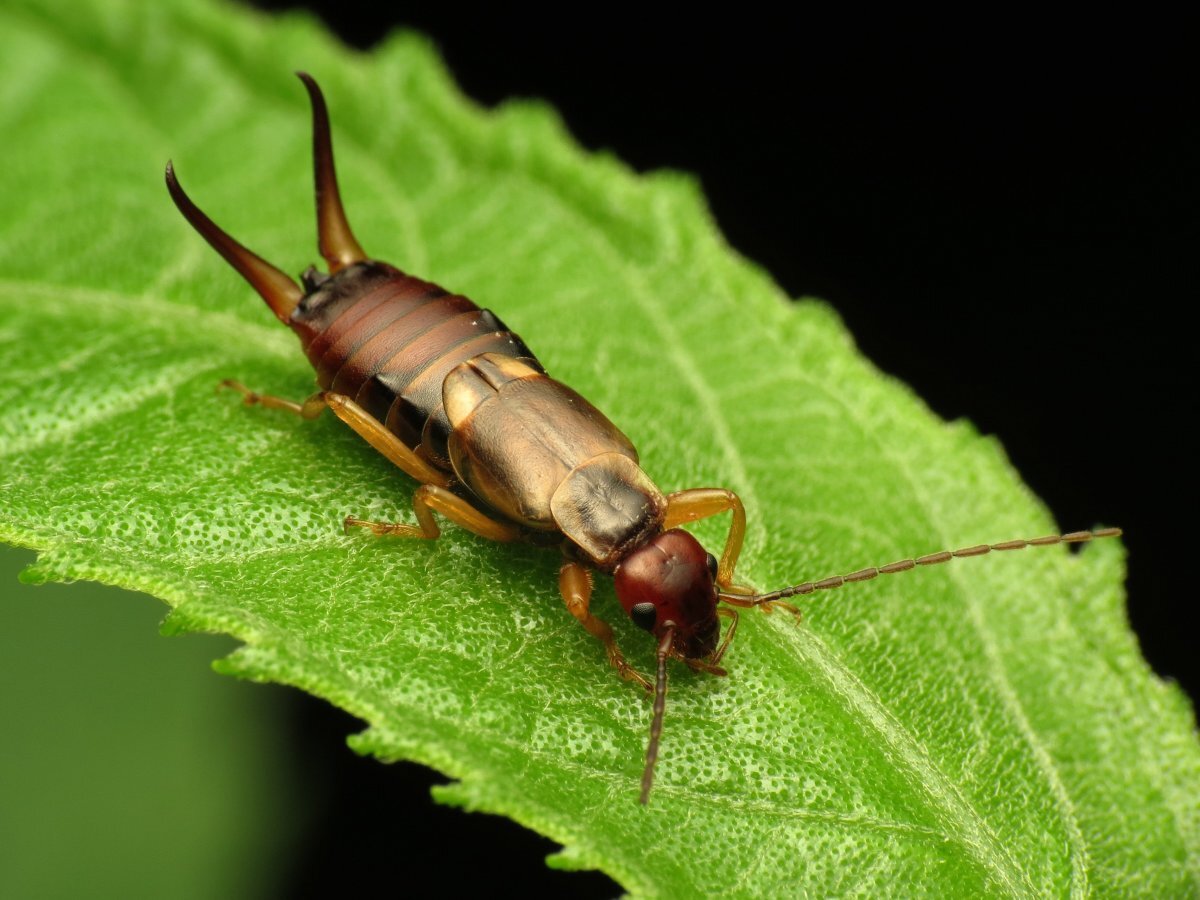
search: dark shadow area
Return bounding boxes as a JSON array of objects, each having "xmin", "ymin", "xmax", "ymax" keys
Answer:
[{"xmin": 275, "ymin": 698, "xmax": 619, "ymax": 899}]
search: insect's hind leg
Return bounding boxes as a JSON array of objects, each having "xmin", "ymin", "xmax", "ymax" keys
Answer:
[
  {"xmin": 228, "ymin": 384, "xmax": 453, "ymax": 490},
  {"xmin": 219, "ymin": 379, "xmax": 328, "ymax": 418},
  {"xmin": 346, "ymin": 484, "xmax": 522, "ymax": 543}
]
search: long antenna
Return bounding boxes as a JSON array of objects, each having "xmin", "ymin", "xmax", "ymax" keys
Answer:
[
  {"xmin": 640, "ymin": 623, "xmax": 676, "ymax": 805},
  {"xmin": 728, "ymin": 527, "xmax": 1122, "ymax": 608}
]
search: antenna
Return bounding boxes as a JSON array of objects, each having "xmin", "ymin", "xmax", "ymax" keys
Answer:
[
  {"xmin": 726, "ymin": 527, "xmax": 1123, "ymax": 609},
  {"xmin": 640, "ymin": 623, "xmax": 676, "ymax": 805}
]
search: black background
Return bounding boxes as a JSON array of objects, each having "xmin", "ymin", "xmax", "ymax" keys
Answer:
[{"xmin": 246, "ymin": 7, "xmax": 1196, "ymax": 897}]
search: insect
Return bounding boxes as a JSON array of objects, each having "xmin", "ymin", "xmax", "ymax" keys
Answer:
[{"xmin": 165, "ymin": 73, "xmax": 1120, "ymax": 804}]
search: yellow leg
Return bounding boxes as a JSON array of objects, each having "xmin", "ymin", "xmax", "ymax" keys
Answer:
[
  {"xmin": 220, "ymin": 381, "xmax": 451, "ymax": 488},
  {"xmin": 718, "ymin": 592, "xmax": 802, "ymax": 619},
  {"xmin": 346, "ymin": 484, "xmax": 522, "ymax": 543},
  {"xmin": 663, "ymin": 488, "xmax": 750, "ymax": 591},
  {"xmin": 559, "ymin": 561, "xmax": 652, "ymax": 692},
  {"xmin": 220, "ymin": 379, "xmax": 327, "ymax": 418},
  {"xmin": 322, "ymin": 393, "xmax": 453, "ymax": 489}
]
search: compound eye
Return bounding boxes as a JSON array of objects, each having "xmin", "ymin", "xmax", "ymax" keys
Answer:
[
  {"xmin": 630, "ymin": 602, "xmax": 657, "ymax": 632},
  {"xmin": 706, "ymin": 552, "xmax": 719, "ymax": 580}
]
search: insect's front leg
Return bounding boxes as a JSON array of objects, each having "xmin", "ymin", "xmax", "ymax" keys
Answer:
[
  {"xmin": 715, "ymin": 591, "xmax": 802, "ymax": 619},
  {"xmin": 663, "ymin": 488, "xmax": 751, "ymax": 592},
  {"xmin": 559, "ymin": 561, "xmax": 653, "ymax": 692},
  {"xmin": 664, "ymin": 488, "xmax": 801, "ymax": 618}
]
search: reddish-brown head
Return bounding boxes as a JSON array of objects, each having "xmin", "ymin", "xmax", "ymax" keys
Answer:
[
  {"xmin": 614, "ymin": 529, "xmax": 720, "ymax": 660},
  {"xmin": 615, "ymin": 528, "xmax": 722, "ymax": 804}
]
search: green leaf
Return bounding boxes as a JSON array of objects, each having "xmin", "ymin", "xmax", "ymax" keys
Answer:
[{"xmin": 2, "ymin": 1, "xmax": 1197, "ymax": 896}]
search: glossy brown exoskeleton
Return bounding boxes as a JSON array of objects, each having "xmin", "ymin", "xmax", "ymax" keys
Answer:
[{"xmin": 166, "ymin": 74, "xmax": 1121, "ymax": 803}]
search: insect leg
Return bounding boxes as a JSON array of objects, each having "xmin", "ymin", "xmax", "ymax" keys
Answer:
[
  {"xmin": 222, "ymin": 384, "xmax": 452, "ymax": 488},
  {"xmin": 219, "ymin": 379, "xmax": 328, "ymax": 418},
  {"xmin": 320, "ymin": 393, "xmax": 453, "ymax": 488},
  {"xmin": 710, "ymin": 606, "xmax": 739, "ymax": 665},
  {"xmin": 346, "ymin": 485, "xmax": 521, "ymax": 542},
  {"xmin": 663, "ymin": 488, "xmax": 751, "ymax": 592},
  {"xmin": 717, "ymin": 592, "xmax": 802, "ymax": 619},
  {"xmin": 559, "ymin": 561, "xmax": 653, "ymax": 692}
]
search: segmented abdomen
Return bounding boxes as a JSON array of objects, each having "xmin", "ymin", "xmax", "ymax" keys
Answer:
[{"xmin": 289, "ymin": 261, "xmax": 542, "ymax": 468}]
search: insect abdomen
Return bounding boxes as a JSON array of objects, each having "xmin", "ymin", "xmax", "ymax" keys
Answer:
[{"xmin": 290, "ymin": 261, "xmax": 543, "ymax": 466}]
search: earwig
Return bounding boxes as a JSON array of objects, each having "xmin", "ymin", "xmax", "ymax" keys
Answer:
[{"xmin": 166, "ymin": 73, "xmax": 1122, "ymax": 804}]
